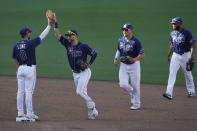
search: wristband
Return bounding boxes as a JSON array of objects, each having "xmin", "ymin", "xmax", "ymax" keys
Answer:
[{"xmin": 54, "ymin": 22, "xmax": 58, "ymax": 28}]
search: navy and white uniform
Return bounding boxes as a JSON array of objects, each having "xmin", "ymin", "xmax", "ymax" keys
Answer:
[
  {"xmin": 115, "ymin": 36, "xmax": 144, "ymax": 107},
  {"xmin": 166, "ymin": 28, "xmax": 195, "ymax": 96},
  {"xmin": 12, "ymin": 26, "xmax": 51, "ymax": 117},
  {"xmin": 59, "ymin": 36, "xmax": 97, "ymax": 109}
]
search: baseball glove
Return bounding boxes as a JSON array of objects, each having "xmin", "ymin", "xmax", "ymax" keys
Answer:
[
  {"xmin": 120, "ymin": 56, "xmax": 134, "ymax": 64},
  {"xmin": 76, "ymin": 59, "xmax": 88, "ymax": 71},
  {"xmin": 46, "ymin": 9, "xmax": 54, "ymax": 21},
  {"xmin": 186, "ymin": 58, "xmax": 195, "ymax": 71}
]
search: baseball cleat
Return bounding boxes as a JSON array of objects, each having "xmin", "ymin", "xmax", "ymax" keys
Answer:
[
  {"xmin": 163, "ymin": 93, "xmax": 172, "ymax": 100},
  {"xmin": 16, "ymin": 114, "xmax": 27, "ymax": 122},
  {"xmin": 188, "ymin": 92, "xmax": 195, "ymax": 98},
  {"xmin": 88, "ymin": 108, "xmax": 98, "ymax": 120},
  {"xmin": 26, "ymin": 114, "xmax": 39, "ymax": 120},
  {"xmin": 25, "ymin": 118, "xmax": 36, "ymax": 122},
  {"xmin": 130, "ymin": 105, "xmax": 140, "ymax": 110}
]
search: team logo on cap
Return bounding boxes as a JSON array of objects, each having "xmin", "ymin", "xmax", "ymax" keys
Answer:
[{"xmin": 123, "ymin": 24, "xmax": 127, "ymax": 28}]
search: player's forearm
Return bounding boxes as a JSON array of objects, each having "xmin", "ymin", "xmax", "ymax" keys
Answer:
[
  {"xmin": 133, "ymin": 53, "xmax": 145, "ymax": 61},
  {"xmin": 89, "ymin": 52, "xmax": 97, "ymax": 65},
  {"xmin": 54, "ymin": 22, "xmax": 61, "ymax": 40},
  {"xmin": 39, "ymin": 25, "xmax": 51, "ymax": 40},
  {"xmin": 114, "ymin": 50, "xmax": 120, "ymax": 60},
  {"xmin": 13, "ymin": 59, "xmax": 19, "ymax": 70},
  {"xmin": 168, "ymin": 45, "xmax": 173, "ymax": 57},
  {"xmin": 190, "ymin": 44, "xmax": 195, "ymax": 58}
]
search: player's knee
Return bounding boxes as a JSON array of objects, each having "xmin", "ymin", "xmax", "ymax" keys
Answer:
[
  {"xmin": 17, "ymin": 90, "xmax": 25, "ymax": 94},
  {"xmin": 76, "ymin": 90, "xmax": 83, "ymax": 96},
  {"xmin": 119, "ymin": 83, "xmax": 129, "ymax": 89}
]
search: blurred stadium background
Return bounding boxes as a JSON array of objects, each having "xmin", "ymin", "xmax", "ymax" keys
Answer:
[{"xmin": 0, "ymin": 0, "xmax": 196, "ymax": 85}]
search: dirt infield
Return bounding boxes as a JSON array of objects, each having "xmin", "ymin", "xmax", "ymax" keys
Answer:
[{"xmin": 0, "ymin": 76, "xmax": 197, "ymax": 131}]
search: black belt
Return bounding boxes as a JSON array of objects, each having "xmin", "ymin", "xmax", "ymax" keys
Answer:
[
  {"xmin": 19, "ymin": 64, "xmax": 32, "ymax": 67},
  {"xmin": 176, "ymin": 52, "xmax": 188, "ymax": 55},
  {"xmin": 177, "ymin": 52, "xmax": 184, "ymax": 55},
  {"xmin": 73, "ymin": 69, "xmax": 86, "ymax": 73},
  {"xmin": 73, "ymin": 70, "xmax": 81, "ymax": 73},
  {"xmin": 122, "ymin": 61, "xmax": 134, "ymax": 65}
]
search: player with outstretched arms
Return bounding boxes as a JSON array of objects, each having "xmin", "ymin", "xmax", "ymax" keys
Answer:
[
  {"xmin": 13, "ymin": 13, "xmax": 54, "ymax": 122},
  {"xmin": 53, "ymin": 14, "xmax": 98, "ymax": 120}
]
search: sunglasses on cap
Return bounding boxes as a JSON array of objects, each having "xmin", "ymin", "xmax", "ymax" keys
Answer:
[
  {"xmin": 67, "ymin": 31, "xmax": 75, "ymax": 36},
  {"xmin": 65, "ymin": 30, "xmax": 77, "ymax": 36}
]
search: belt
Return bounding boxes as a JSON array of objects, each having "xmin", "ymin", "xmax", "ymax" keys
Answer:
[
  {"xmin": 175, "ymin": 52, "xmax": 188, "ymax": 55},
  {"xmin": 73, "ymin": 70, "xmax": 81, "ymax": 73},
  {"xmin": 122, "ymin": 61, "xmax": 134, "ymax": 65},
  {"xmin": 177, "ymin": 52, "xmax": 184, "ymax": 55},
  {"xmin": 19, "ymin": 64, "xmax": 32, "ymax": 67},
  {"xmin": 73, "ymin": 69, "xmax": 87, "ymax": 73}
]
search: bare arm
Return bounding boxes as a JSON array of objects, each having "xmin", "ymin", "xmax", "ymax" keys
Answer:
[
  {"xmin": 190, "ymin": 44, "xmax": 195, "ymax": 59},
  {"xmin": 133, "ymin": 53, "xmax": 145, "ymax": 62},
  {"xmin": 54, "ymin": 28, "xmax": 61, "ymax": 40},
  {"xmin": 168, "ymin": 44, "xmax": 173, "ymax": 62},
  {"xmin": 13, "ymin": 59, "xmax": 19, "ymax": 71},
  {"xmin": 53, "ymin": 13, "xmax": 61, "ymax": 40}
]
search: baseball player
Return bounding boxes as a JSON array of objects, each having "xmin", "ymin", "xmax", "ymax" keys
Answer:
[
  {"xmin": 163, "ymin": 17, "xmax": 196, "ymax": 100},
  {"xmin": 114, "ymin": 24, "xmax": 145, "ymax": 110},
  {"xmin": 13, "ymin": 18, "xmax": 54, "ymax": 122},
  {"xmin": 53, "ymin": 14, "xmax": 98, "ymax": 120}
]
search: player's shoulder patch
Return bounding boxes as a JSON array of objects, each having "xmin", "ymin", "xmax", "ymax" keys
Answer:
[
  {"xmin": 119, "ymin": 42, "xmax": 124, "ymax": 48},
  {"xmin": 118, "ymin": 36, "xmax": 124, "ymax": 41}
]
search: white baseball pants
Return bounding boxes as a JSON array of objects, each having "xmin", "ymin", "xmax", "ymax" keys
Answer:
[
  {"xmin": 166, "ymin": 52, "xmax": 195, "ymax": 96},
  {"xmin": 17, "ymin": 65, "xmax": 36, "ymax": 116},
  {"xmin": 73, "ymin": 68, "xmax": 95, "ymax": 109},
  {"xmin": 119, "ymin": 61, "xmax": 141, "ymax": 106}
]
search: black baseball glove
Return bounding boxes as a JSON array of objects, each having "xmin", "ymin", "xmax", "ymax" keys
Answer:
[
  {"xmin": 120, "ymin": 56, "xmax": 134, "ymax": 64},
  {"xmin": 186, "ymin": 58, "xmax": 195, "ymax": 71},
  {"xmin": 76, "ymin": 59, "xmax": 88, "ymax": 71}
]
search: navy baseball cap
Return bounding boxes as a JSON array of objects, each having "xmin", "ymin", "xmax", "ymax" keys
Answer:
[
  {"xmin": 170, "ymin": 17, "xmax": 182, "ymax": 24},
  {"xmin": 122, "ymin": 24, "xmax": 133, "ymax": 30},
  {"xmin": 65, "ymin": 29, "xmax": 78, "ymax": 36},
  {"xmin": 19, "ymin": 27, "xmax": 32, "ymax": 37}
]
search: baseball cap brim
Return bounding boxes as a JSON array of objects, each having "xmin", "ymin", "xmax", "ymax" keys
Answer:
[
  {"xmin": 121, "ymin": 27, "xmax": 132, "ymax": 30},
  {"xmin": 170, "ymin": 20, "xmax": 182, "ymax": 24},
  {"xmin": 170, "ymin": 21, "xmax": 177, "ymax": 24}
]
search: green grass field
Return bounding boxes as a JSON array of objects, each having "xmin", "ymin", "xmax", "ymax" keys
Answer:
[{"xmin": 0, "ymin": 0, "xmax": 196, "ymax": 85}]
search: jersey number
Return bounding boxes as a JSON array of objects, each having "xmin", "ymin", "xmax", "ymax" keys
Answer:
[{"xmin": 19, "ymin": 50, "xmax": 27, "ymax": 62}]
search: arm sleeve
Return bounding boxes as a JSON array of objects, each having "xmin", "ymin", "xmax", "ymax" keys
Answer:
[
  {"xmin": 59, "ymin": 36, "xmax": 70, "ymax": 47},
  {"xmin": 39, "ymin": 25, "xmax": 51, "ymax": 40},
  {"xmin": 187, "ymin": 31, "xmax": 195, "ymax": 45},
  {"xmin": 114, "ymin": 50, "xmax": 120, "ymax": 59},
  {"xmin": 85, "ymin": 45, "xmax": 97, "ymax": 65},
  {"xmin": 136, "ymin": 40, "xmax": 144, "ymax": 54},
  {"xmin": 170, "ymin": 35, "xmax": 173, "ymax": 45},
  {"xmin": 12, "ymin": 46, "xmax": 16, "ymax": 59}
]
